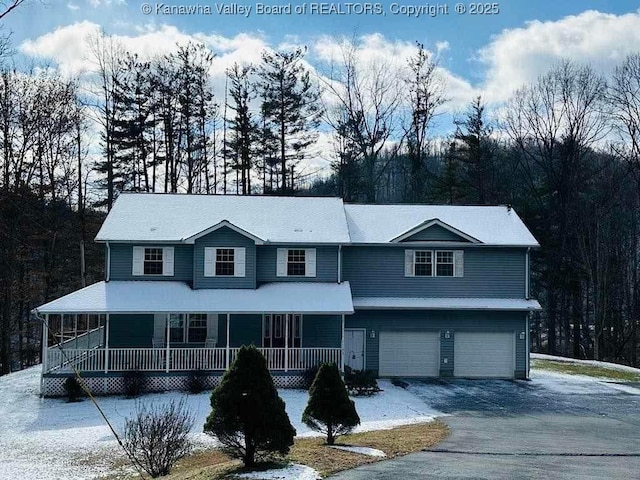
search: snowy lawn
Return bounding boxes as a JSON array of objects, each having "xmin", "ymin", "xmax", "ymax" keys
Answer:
[
  {"xmin": 0, "ymin": 369, "xmax": 442, "ymax": 480},
  {"xmin": 532, "ymin": 353, "xmax": 640, "ymax": 382}
]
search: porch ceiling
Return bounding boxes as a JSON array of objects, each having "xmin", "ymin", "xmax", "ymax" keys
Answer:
[
  {"xmin": 352, "ymin": 296, "xmax": 542, "ymax": 311},
  {"xmin": 35, "ymin": 281, "xmax": 354, "ymax": 315}
]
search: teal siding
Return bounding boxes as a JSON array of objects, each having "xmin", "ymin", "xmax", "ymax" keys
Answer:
[
  {"xmin": 109, "ymin": 244, "xmax": 193, "ymax": 282},
  {"xmin": 302, "ymin": 315, "xmax": 341, "ymax": 347},
  {"xmin": 108, "ymin": 314, "xmax": 154, "ymax": 348},
  {"xmin": 229, "ymin": 314, "xmax": 262, "ymax": 346},
  {"xmin": 402, "ymin": 224, "xmax": 469, "ymax": 242},
  {"xmin": 343, "ymin": 246, "xmax": 526, "ymax": 298},
  {"xmin": 216, "ymin": 314, "xmax": 341, "ymax": 348},
  {"xmin": 345, "ymin": 310, "xmax": 527, "ymax": 376},
  {"xmin": 256, "ymin": 246, "xmax": 338, "ymax": 283},
  {"xmin": 193, "ymin": 227, "xmax": 256, "ymax": 289}
]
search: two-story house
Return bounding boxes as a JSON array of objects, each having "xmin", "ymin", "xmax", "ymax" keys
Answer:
[{"xmin": 35, "ymin": 194, "xmax": 540, "ymax": 396}]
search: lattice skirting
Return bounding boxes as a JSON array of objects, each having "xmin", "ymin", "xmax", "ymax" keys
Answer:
[{"xmin": 42, "ymin": 373, "xmax": 306, "ymax": 397}]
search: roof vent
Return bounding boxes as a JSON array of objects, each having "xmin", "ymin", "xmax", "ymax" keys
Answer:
[{"xmin": 294, "ymin": 228, "xmax": 303, "ymax": 232}]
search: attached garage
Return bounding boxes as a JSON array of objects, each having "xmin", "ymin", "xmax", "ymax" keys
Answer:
[
  {"xmin": 454, "ymin": 332, "xmax": 515, "ymax": 378},
  {"xmin": 379, "ymin": 331, "xmax": 440, "ymax": 377}
]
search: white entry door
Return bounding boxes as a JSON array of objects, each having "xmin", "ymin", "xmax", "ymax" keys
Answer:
[{"xmin": 344, "ymin": 329, "xmax": 365, "ymax": 370}]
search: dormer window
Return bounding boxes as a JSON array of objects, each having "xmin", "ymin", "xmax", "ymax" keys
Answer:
[
  {"xmin": 204, "ymin": 247, "xmax": 246, "ymax": 277},
  {"xmin": 215, "ymin": 248, "xmax": 235, "ymax": 276},
  {"xmin": 414, "ymin": 251, "xmax": 433, "ymax": 276}
]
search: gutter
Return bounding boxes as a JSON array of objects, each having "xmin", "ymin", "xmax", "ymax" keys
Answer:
[{"xmin": 338, "ymin": 244, "xmax": 342, "ymax": 283}]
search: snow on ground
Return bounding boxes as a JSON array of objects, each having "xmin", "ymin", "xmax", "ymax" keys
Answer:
[
  {"xmin": 532, "ymin": 353, "xmax": 640, "ymax": 375},
  {"xmin": 530, "ymin": 369, "xmax": 640, "ymax": 396},
  {"xmin": 234, "ymin": 464, "xmax": 321, "ymax": 480},
  {"xmin": 330, "ymin": 445, "xmax": 386, "ymax": 457},
  {"xmin": 0, "ymin": 369, "xmax": 440, "ymax": 480}
]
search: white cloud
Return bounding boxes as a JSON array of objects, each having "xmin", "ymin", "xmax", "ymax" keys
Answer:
[{"xmin": 479, "ymin": 10, "xmax": 640, "ymax": 102}]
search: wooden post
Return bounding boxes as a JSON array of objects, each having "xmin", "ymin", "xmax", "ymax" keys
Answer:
[
  {"xmin": 340, "ymin": 314, "xmax": 345, "ymax": 373},
  {"xmin": 104, "ymin": 314, "xmax": 110, "ymax": 374},
  {"xmin": 284, "ymin": 314, "xmax": 289, "ymax": 372},
  {"xmin": 225, "ymin": 314, "xmax": 230, "ymax": 369},
  {"xmin": 166, "ymin": 314, "xmax": 171, "ymax": 373}
]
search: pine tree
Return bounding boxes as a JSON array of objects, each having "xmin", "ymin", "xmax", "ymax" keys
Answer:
[
  {"xmin": 302, "ymin": 363, "xmax": 360, "ymax": 445},
  {"xmin": 257, "ymin": 48, "xmax": 322, "ymax": 193},
  {"xmin": 203, "ymin": 345, "xmax": 295, "ymax": 467}
]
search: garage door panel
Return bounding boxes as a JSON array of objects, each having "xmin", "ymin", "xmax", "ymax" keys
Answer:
[
  {"xmin": 454, "ymin": 332, "xmax": 514, "ymax": 378},
  {"xmin": 379, "ymin": 331, "xmax": 440, "ymax": 377}
]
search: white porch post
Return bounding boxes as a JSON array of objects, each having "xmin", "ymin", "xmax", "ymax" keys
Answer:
[
  {"xmin": 225, "ymin": 314, "xmax": 230, "ymax": 369},
  {"xmin": 74, "ymin": 314, "xmax": 78, "ymax": 349},
  {"xmin": 284, "ymin": 314, "xmax": 289, "ymax": 372},
  {"xmin": 340, "ymin": 314, "xmax": 345, "ymax": 372},
  {"xmin": 165, "ymin": 314, "xmax": 171, "ymax": 373},
  {"xmin": 104, "ymin": 314, "xmax": 110, "ymax": 373},
  {"xmin": 42, "ymin": 313, "xmax": 48, "ymax": 373}
]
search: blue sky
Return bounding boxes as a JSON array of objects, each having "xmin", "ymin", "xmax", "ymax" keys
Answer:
[
  {"xmin": 7, "ymin": 1, "xmax": 640, "ymax": 172},
  {"xmin": 9, "ymin": 0, "xmax": 639, "ymax": 82}
]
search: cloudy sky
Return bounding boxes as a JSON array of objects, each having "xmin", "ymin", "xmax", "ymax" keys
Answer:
[{"xmin": 6, "ymin": 0, "xmax": 640, "ymax": 173}]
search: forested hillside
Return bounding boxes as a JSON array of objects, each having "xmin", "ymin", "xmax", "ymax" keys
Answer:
[{"xmin": 1, "ymin": 29, "xmax": 640, "ymax": 373}]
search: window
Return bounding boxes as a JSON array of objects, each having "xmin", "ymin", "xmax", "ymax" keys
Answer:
[
  {"xmin": 414, "ymin": 251, "xmax": 433, "ymax": 276},
  {"xmin": 215, "ymin": 248, "xmax": 235, "ymax": 276},
  {"xmin": 287, "ymin": 249, "xmax": 306, "ymax": 276},
  {"xmin": 188, "ymin": 314, "xmax": 207, "ymax": 343},
  {"xmin": 144, "ymin": 248, "xmax": 163, "ymax": 275},
  {"xmin": 274, "ymin": 314, "xmax": 283, "ymax": 338},
  {"xmin": 169, "ymin": 314, "xmax": 185, "ymax": 343},
  {"xmin": 436, "ymin": 251, "xmax": 454, "ymax": 277}
]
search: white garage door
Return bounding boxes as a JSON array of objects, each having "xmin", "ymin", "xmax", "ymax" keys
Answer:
[
  {"xmin": 379, "ymin": 331, "xmax": 440, "ymax": 377},
  {"xmin": 454, "ymin": 332, "xmax": 514, "ymax": 378}
]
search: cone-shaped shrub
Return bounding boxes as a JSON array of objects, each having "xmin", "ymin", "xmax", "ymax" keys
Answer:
[
  {"xmin": 203, "ymin": 345, "xmax": 296, "ymax": 467},
  {"xmin": 302, "ymin": 363, "xmax": 360, "ymax": 445}
]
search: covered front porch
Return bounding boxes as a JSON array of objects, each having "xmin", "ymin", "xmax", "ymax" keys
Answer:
[{"xmin": 35, "ymin": 281, "xmax": 353, "ymax": 394}]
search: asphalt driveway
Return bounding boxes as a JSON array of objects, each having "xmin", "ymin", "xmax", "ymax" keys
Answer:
[{"xmin": 330, "ymin": 372, "xmax": 640, "ymax": 479}]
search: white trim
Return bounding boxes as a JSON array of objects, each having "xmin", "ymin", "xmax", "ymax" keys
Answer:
[
  {"xmin": 409, "ymin": 249, "xmax": 461, "ymax": 277},
  {"xmin": 225, "ymin": 314, "xmax": 230, "ymax": 369},
  {"xmin": 340, "ymin": 314, "xmax": 345, "ymax": 372},
  {"xmin": 165, "ymin": 312, "xmax": 171, "ymax": 373},
  {"xmin": 104, "ymin": 314, "xmax": 110, "ymax": 373},
  {"xmin": 391, "ymin": 218, "xmax": 481, "ymax": 244},
  {"xmin": 182, "ymin": 220, "xmax": 265, "ymax": 244},
  {"xmin": 526, "ymin": 313, "xmax": 530, "ymax": 378},
  {"xmin": 337, "ymin": 245, "xmax": 342, "ymax": 283},
  {"xmin": 353, "ymin": 297, "xmax": 542, "ymax": 311}
]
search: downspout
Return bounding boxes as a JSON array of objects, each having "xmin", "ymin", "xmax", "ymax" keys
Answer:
[
  {"xmin": 337, "ymin": 245, "xmax": 342, "ymax": 284},
  {"xmin": 105, "ymin": 242, "xmax": 111, "ymax": 282}
]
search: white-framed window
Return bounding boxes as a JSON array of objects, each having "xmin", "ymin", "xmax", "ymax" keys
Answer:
[
  {"xmin": 187, "ymin": 314, "xmax": 208, "ymax": 343},
  {"xmin": 133, "ymin": 246, "xmax": 174, "ymax": 276},
  {"xmin": 262, "ymin": 313, "xmax": 302, "ymax": 348},
  {"xmin": 405, "ymin": 250, "xmax": 463, "ymax": 277},
  {"xmin": 167, "ymin": 313, "xmax": 210, "ymax": 344},
  {"xmin": 204, "ymin": 247, "xmax": 246, "ymax": 277},
  {"xmin": 287, "ymin": 249, "xmax": 306, "ymax": 276},
  {"xmin": 276, "ymin": 248, "xmax": 316, "ymax": 277}
]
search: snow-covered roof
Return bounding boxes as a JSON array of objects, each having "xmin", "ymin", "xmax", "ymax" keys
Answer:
[
  {"xmin": 352, "ymin": 297, "xmax": 542, "ymax": 311},
  {"xmin": 35, "ymin": 281, "xmax": 354, "ymax": 314},
  {"xmin": 95, "ymin": 194, "xmax": 351, "ymax": 244},
  {"xmin": 344, "ymin": 204, "xmax": 539, "ymax": 246}
]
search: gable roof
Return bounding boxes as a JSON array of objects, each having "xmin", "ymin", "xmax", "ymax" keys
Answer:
[
  {"xmin": 95, "ymin": 194, "xmax": 351, "ymax": 244},
  {"xmin": 392, "ymin": 218, "xmax": 481, "ymax": 243},
  {"xmin": 345, "ymin": 204, "xmax": 539, "ymax": 246}
]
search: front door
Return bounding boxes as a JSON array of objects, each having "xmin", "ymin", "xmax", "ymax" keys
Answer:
[
  {"xmin": 263, "ymin": 314, "xmax": 302, "ymax": 348},
  {"xmin": 344, "ymin": 329, "xmax": 365, "ymax": 370}
]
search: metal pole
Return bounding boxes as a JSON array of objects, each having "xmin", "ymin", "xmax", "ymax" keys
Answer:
[
  {"xmin": 104, "ymin": 314, "xmax": 110, "ymax": 374},
  {"xmin": 225, "ymin": 314, "xmax": 230, "ymax": 369}
]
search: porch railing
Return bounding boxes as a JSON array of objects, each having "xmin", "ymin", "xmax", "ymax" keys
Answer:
[{"xmin": 45, "ymin": 347, "xmax": 342, "ymax": 374}]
